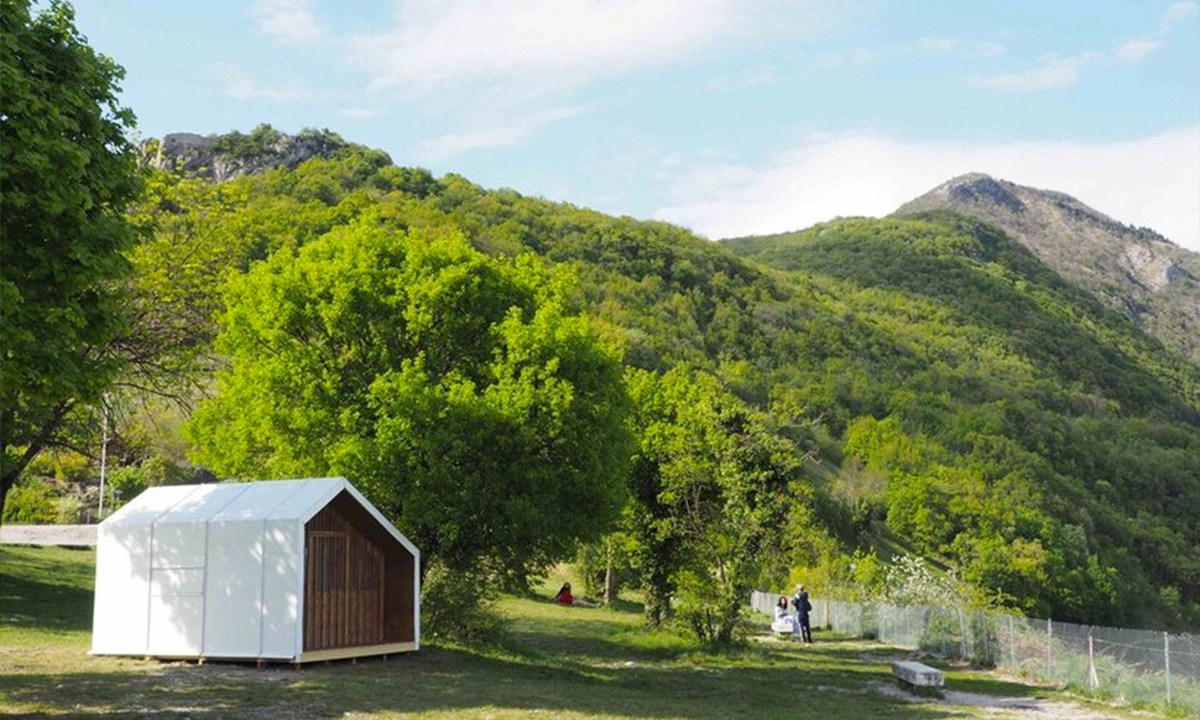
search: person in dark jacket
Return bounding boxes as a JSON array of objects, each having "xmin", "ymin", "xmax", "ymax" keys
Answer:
[{"xmin": 792, "ymin": 584, "xmax": 813, "ymax": 643}]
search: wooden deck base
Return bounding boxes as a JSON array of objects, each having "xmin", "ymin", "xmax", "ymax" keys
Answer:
[{"xmin": 298, "ymin": 641, "xmax": 417, "ymax": 664}]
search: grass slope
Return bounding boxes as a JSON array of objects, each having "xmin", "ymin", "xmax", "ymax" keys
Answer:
[{"xmin": 0, "ymin": 546, "xmax": 1163, "ymax": 719}]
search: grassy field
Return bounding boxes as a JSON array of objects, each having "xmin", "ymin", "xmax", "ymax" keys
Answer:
[{"xmin": 0, "ymin": 545, "xmax": 1166, "ymax": 719}]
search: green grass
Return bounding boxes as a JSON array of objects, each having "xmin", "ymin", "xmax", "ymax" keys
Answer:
[{"xmin": 0, "ymin": 545, "xmax": 1165, "ymax": 719}]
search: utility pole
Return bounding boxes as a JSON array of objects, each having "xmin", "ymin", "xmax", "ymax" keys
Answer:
[{"xmin": 98, "ymin": 397, "xmax": 109, "ymax": 520}]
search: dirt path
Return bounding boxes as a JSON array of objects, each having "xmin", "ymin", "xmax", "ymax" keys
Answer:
[{"xmin": 872, "ymin": 682, "xmax": 1135, "ymax": 719}]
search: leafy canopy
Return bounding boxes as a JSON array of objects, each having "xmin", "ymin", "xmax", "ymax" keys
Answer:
[
  {"xmin": 0, "ymin": 0, "xmax": 140, "ymax": 514},
  {"xmin": 187, "ymin": 216, "xmax": 633, "ymax": 579}
]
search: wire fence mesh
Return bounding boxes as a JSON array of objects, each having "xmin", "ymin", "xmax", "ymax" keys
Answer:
[{"xmin": 749, "ymin": 591, "xmax": 1198, "ymax": 714}]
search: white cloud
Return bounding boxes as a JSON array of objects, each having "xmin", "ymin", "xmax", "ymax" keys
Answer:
[
  {"xmin": 339, "ymin": 107, "xmax": 380, "ymax": 119},
  {"xmin": 917, "ymin": 36, "xmax": 959, "ymax": 53},
  {"xmin": 416, "ymin": 107, "xmax": 583, "ymax": 161},
  {"xmin": 250, "ymin": 0, "xmax": 324, "ymax": 45},
  {"xmin": 211, "ymin": 63, "xmax": 309, "ymax": 101},
  {"xmin": 346, "ymin": 0, "xmax": 845, "ymax": 99},
  {"xmin": 967, "ymin": 41, "xmax": 1006, "ymax": 58},
  {"xmin": 1162, "ymin": 1, "xmax": 1199, "ymax": 32},
  {"xmin": 349, "ymin": 0, "xmax": 736, "ymax": 96},
  {"xmin": 969, "ymin": 51, "xmax": 1099, "ymax": 92},
  {"xmin": 1117, "ymin": 38, "xmax": 1164, "ymax": 63},
  {"xmin": 654, "ymin": 125, "xmax": 1200, "ymax": 252},
  {"xmin": 813, "ymin": 36, "xmax": 1005, "ymax": 71},
  {"xmin": 706, "ymin": 65, "xmax": 781, "ymax": 91},
  {"xmin": 815, "ymin": 47, "xmax": 877, "ymax": 69}
]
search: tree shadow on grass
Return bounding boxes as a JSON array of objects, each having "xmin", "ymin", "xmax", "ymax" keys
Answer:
[
  {"xmin": 0, "ymin": 649, "xmax": 975, "ymax": 720},
  {"xmin": 0, "ymin": 635, "xmax": 1061, "ymax": 720},
  {"xmin": 0, "ymin": 550, "xmax": 1056, "ymax": 719},
  {"xmin": 0, "ymin": 549, "xmax": 93, "ymax": 635}
]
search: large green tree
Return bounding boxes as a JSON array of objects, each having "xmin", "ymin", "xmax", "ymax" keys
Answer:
[
  {"xmin": 626, "ymin": 368, "xmax": 804, "ymax": 642},
  {"xmin": 0, "ymin": 0, "xmax": 141, "ymax": 518},
  {"xmin": 187, "ymin": 216, "xmax": 632, "ymax": 583}
]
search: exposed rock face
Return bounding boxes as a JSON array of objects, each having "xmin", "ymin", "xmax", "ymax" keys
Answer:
[
  {"xmin": 142, "ymin": 126, "xmax": 355, "ymax": 181},
  {"xmin": 895, "ymin": 173, "xmax": 1200, "ymax": 363}
]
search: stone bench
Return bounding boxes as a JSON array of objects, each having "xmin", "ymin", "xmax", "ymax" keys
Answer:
[{"xmin": 891, "ymin": 660, "xmax": 944, "ymax": 697}]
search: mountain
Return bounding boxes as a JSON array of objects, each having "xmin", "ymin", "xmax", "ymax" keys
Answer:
[
  {"xmin": 893, "ymin": 173, "xmax": 1200, "ymax": 364},
  {"xmin": 20, "ymin": 132, "xmax": 1199, "ymax": 629},
  {"xmin": 718, "ymin": 213, "xmax": 1200, "ymax": 628}
]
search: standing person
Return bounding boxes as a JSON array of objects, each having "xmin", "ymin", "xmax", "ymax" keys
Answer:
[{"xmin": 792, "ymin": 584, "xmax": 813, "ymax": 643}]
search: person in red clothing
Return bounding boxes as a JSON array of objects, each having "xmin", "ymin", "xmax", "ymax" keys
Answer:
[{"xmin": 554, "ymin": 582, "xmax": 600, "ymax": 607}]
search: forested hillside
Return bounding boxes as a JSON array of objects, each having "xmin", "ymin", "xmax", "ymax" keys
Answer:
[
  {"xmin": 10, "ymin": 133, "xmax": 1200, "ymax": 631},
  {"xmin": 724, "ymin": 217, "xmax": 1200, "ymax": 627}
]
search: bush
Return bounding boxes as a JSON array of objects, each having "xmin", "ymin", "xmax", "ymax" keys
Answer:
[
  {"xmin": 420, "ymin": 562, "xmax": 504, "ymax": 644},
  {"xmin": 56, "ymin": 494, "xmax": 86, "ymax": 524},
  {"xmin": 3, "ymin": 481, "xmax": 58, "ymax": 524},
  {"xmin": 106, "ymin": 465, "xmax": 148, "ymax": 510}
]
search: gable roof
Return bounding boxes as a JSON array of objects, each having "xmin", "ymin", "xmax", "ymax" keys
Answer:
[{"xmin": 101, "ymin": 477, "xmax": 418, "ymax": 557}]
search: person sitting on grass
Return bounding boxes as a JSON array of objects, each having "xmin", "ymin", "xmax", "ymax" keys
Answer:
[
  {"xmin": 554, "ymin": 582, "xmax": 600, "ymax": 607},
  {"xmin": 771, "ymin": 595, "xmax": 800, "ymax": 637}
]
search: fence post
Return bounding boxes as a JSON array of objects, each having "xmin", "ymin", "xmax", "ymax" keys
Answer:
[
  {"xmin": 957, "ymin": 608, "xmax": 967, "ymax": 659},
  {"xmin": 1008, "ymin": 615, "xmax": 1015, "ymax": 671},
  {"xmin": 1086, "ymin": 634, "xmax": 1098, "ymax": 691},
  {"xmin": 823, "ymin": 598, "xmax": 829, "ymax": 630},
  {"xmin": 1046, "ymin": 619, "xmax": 1053, "ymax": 681},
  {"xmin": 981, "ymin": 612, "xmax": 989, "ymax": 664},
  {"xmin": 1164, "ymin": 632, "xmax": 1171, "ymax": 708}
]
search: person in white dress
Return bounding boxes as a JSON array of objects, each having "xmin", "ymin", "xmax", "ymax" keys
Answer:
[{"xmin": 772, "ymin": 595, "xmax": 800, "ymax": 637}]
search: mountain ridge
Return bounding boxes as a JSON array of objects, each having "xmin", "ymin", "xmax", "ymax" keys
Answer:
[
  {"xmin": 140, "ymin": 124, "xmax": 373, "ymax": 182},
  {"xmin": 893, "ymin": 173, "xmax": 1200, "ymax": 363}
]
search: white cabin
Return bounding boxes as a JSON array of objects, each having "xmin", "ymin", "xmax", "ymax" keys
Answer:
[{"xmin": 91, "ymin": 477, "xmax": 419, "ymax": 663}]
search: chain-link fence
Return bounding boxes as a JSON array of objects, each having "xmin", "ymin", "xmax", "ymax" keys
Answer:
[{"xmin": 749, "ymin": 591, "xmax": 1199, "ymax": 714}]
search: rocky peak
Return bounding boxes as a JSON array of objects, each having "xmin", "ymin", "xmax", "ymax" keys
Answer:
[
  {"xmin": 894, "ymin": 173, "xmax": 1200, "ymax": 363},
  {"xmin": 931, "ymin": 173, "xmax": 1026, "ymax": 214},
  {"xmin": 141, "ymin": 125, "xmax": 354, "ymax": 181}
]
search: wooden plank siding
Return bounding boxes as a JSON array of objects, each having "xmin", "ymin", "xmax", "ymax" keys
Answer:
[
  {"xmin": 303, "ymin": 491, "xmax": 415, "ymax": 652},
  {"xmin": 303, "ymin": 500, "xmax": 387, "ymax": 651}
]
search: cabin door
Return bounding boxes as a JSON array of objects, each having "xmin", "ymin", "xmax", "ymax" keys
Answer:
[{"xmin": 304, "ymin": 507, "xmax": 386, "ymax": 650}]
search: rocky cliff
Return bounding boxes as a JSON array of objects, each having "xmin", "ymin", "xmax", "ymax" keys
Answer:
[
  {"xmin": 141, "ymin": 125, "xmax": 366, "ymax": 181},
  {"xmin": 895, "ymin": 173, "xmax": 1200, "ymax": 363}
]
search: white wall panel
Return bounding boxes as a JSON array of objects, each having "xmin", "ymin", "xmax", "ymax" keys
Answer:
[
  {"xmin": 202, "ymin": 520, "xmax": 264, "ymax": 657},
  {"xmin": 91, "ymin": 524, "xmax": 151, "ymax": 655},
  {"xmin": 151, "ymin": 523, "xmax": 206, "ymax": 569},
  {"xmin": 148, "ymin": 594, "xmax": 203, "ymax": 656},
  {"xmin": 259, "ymin": 519, "xmax": 302, "ymax": 659},
  {"xmin": 151, "ymin": 567, "xmax": 204, "ymax": 595}
]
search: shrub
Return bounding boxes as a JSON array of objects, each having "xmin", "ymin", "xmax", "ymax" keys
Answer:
[
  {"xmin": 3, "ymin": 481, "xmax": 58, "ymax": 524},
  {"xmin": 56, "ymin": 494, "xmax": 85, "ymax": 524},
  {"xmin": 106, "ymin": 465, "xmax": 148, "ymax": 510},
  {"xmin": 420, "ymin": 562, "xmax": 504, "ymax": 644}
]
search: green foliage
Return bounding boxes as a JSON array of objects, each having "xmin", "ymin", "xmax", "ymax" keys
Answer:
[
  {"xmin": 186, "ymin": 218, "xmax": 633, "ymax": 598},
  {"xmin": 55, "ymin": 494, "xmax": 84, "ymax": 524},
  {"xmin": 127, "ymin": 141, "xmax": 1200, "ymax": 629},
  {"xmin": 624, "ymin": 368, "xmax": 809, "ymax": 643},
  {"xmin": 105, "ymin": 466, "xmax": 146, "ymax": 510},
  {"xmin": 726, "ymin": 216, "xmax": 1200, "ymax": 627},
  {"xmin": 419, "ymin": 562, "xmax": 504, "ymax": 643},
  {"xmin": 2, "ymin": 480, "xmax": 57, "ymax": 524},
  {"xmin": 208, "ymin": 123, "xmax": 285, "ymax": 159},
  {"xmin": 0, "ymin": 0, "xmax": 141, "ymax": 516}
]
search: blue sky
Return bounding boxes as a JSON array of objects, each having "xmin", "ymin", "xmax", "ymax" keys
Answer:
[{"xmin": 74, "ymin": 1, "xmax": 1200, "ymax": 249}]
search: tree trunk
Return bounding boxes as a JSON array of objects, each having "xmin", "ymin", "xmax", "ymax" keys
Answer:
[
  {"xmin": 0, "ymin": 475, "xmax": 11, "ymax": 527},
  {"xmin": 603, "ymin": 536, "xmax": 615, "ymax": 606},
  {"xmin": 0, "ymin": 401, "xmax": 74, "ymax": 524}
]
